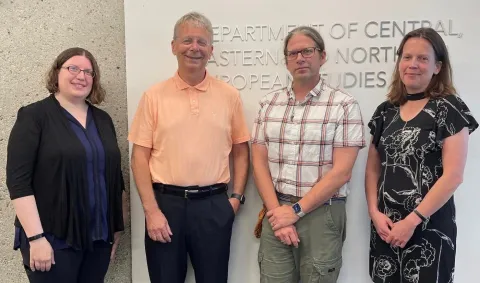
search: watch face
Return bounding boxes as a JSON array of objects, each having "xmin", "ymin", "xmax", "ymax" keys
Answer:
[
  {"xmin": 231, "ymin": 193, "xmax": 245, "ymax": 204},
  {"xmin": 292, "ymin": 203, "xmax": 301, "ymax": 214}
]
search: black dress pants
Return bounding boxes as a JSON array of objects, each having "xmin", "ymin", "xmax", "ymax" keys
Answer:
[{"xmin": 145, "ymin": 189, "xmax": 235, "ymax": 283}]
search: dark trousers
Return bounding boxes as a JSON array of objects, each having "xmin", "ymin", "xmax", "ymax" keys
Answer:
[
  {"xmin": 145, "ymin": 190, "xmax": 235, "ymax": 283},
  {"xmin": 20, "ymin": 240, "xmax": 112, "ymax": 283}
]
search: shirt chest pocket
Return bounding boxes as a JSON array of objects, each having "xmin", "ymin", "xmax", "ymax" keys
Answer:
[{"xmin": 302, "ymin": 121, "xmax": 336, "ymax": 143}]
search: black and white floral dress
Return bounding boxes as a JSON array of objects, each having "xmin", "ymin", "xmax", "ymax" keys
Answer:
[{"xmin": 368, "ymin": 95, "xmax": 478, "ymax": 283}]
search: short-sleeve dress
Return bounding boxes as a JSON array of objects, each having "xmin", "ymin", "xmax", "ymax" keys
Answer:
[{"xmin": 367, "ymin": 94, "xmax": 478, "ymax": 283}]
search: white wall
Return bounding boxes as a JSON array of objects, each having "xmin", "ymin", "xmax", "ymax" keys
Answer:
[{"xmin": 124, "ymin": 1, "xmax": 480, "ymax": 282}]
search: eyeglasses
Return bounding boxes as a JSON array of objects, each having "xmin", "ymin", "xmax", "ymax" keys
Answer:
[
  {"xmin": 61, "ymin": 65, "xmax": 95, "ymax": 78},
  {"xmin": 286, "ymin": 47, "xmax": 321, "ymax": 61},
  {"xmin": 179, "ymin": 36, "xmax": 210, "ymax": 47}
]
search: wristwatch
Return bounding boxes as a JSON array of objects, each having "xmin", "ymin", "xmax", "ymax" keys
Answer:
[
  {"xmin": 292, "ymin": 202, "xmax": 305, "ymax": 218},
  {"xmin": 230, "ymin": 193, "xmax": 245, "ymax": 204}
]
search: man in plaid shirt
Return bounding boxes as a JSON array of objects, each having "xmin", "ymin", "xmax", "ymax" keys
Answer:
[{"xmin": 251, "ymin": 26, "xmax": 365, "ymax": 283}]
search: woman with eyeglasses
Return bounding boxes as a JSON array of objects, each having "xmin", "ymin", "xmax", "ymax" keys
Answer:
[
  {"xmin": 6, "ymin": 47, "xmax": 126, "ymax": 283},
  {"xmin": 365, "ymin": 28, "xmax": 477, "ymax": 283}
]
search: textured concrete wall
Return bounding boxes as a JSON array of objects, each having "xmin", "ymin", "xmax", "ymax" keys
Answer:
[{"xmin": 0, "ymin": 1, "xmax": 131, "ymax": 282}]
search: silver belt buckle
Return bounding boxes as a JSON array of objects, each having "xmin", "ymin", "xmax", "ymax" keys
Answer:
[{"xmin": 184, "ymin": 189, "xmax": 199, "ymax": 198}]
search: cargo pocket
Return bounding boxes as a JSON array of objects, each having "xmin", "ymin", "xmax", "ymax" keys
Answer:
[
  {"xmin": 258, "ymin": 251, "xmax": 296, "ymax": 283},
  {"xmin": 311, "ymin": 257, "xmax": 342, "ymax": 283}
]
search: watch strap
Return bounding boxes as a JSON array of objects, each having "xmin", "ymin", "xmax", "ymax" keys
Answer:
[{"xmin": 230, "ymin": 193, "xmax": 245, "ymax": 204}]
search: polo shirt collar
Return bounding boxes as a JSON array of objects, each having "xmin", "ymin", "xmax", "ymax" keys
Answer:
[{"xmin": 173, "ymin": 70, "xmax": 211, "ymax": 91}]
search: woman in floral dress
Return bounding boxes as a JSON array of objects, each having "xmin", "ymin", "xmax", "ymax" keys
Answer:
[{"xmin": 365, "ymin": 27, "xmax": 478, "ymax": 283}]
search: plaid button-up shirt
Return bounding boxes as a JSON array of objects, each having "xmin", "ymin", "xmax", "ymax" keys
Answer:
[{"xmin": 251, "ymin": 79, "xmax": 365, "ymax": 197}]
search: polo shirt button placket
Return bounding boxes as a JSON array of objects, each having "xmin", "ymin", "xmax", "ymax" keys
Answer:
[{"xmin": 189, "ymin": 89, "xmax": 199, "ymax": 115}]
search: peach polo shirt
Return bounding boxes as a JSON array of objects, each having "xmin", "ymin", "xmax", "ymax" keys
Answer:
[{"xmin": 128, "ymin": 71, "xmax": 250, "ymax": 186}]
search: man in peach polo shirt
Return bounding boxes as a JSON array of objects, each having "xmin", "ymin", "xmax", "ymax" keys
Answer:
[{"xmin": 128, "ymin": 12, "xmax": 250, "ymax": 283}]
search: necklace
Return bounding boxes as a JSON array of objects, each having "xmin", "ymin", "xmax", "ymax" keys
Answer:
[{"xmin": 406, "ymin": 92, "xmax": 425, "ymax": 101}]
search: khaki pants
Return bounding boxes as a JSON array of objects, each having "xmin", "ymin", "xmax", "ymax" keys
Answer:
[{"xmin": 258, "ymin": 201, "xmax": 347, "ymax": 283}]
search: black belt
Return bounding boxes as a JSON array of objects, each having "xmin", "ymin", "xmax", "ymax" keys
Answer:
[
  {"xmin": 276, "ymin": 191, "xmax": 346, "ymax": 205},
  {"xmin": 153, "ymin": 183, "xmax": 227, "ymax": 199}
]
